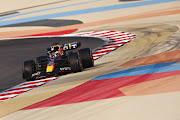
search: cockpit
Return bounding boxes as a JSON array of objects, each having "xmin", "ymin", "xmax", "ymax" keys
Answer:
[{"xmin": 47, "ymin": 45, "xmax": 64, "ymax": 58}]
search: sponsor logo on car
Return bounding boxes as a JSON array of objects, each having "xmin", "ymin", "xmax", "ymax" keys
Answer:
[{"xmin": 60, "ymin": 67, "xmax": 71, "ymax": 71}]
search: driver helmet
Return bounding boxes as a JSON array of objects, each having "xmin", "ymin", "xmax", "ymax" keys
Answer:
[{"xmin": 47, "ymin": 45, "xmax": 64, "ymax": 57}]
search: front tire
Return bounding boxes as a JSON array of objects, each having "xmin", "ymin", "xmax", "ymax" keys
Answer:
[
  {"xmin": 22, "ymin": 60, "xmax": 36, "ymax": 81},
  {"xmin": 36, "ymin": 56, "xmax": 48, "ymax": 71},
  {"xmin": 69, "ymin": 52, "xmax": 83, "ymax": 72}
]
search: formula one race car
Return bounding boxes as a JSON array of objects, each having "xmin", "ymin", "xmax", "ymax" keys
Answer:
[{"xmin": 22, "ymin": 42, "xmax": 94, "ymax": 81}]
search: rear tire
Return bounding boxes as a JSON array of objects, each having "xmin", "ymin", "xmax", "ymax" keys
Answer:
[
  {"xmin": 22, "ymin": 60, "xmax": 36, "ymax": 81},
  {"xmin": 79, "ymin": 48, "xmax": 94, "ymax": 68},
  {"xmin": 69, "ymin": 52, "xmax": 83, "ymax": 72}
]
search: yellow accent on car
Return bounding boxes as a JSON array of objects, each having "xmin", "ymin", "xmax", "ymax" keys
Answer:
[
  {"xmin": 46, "ymin": 64, "xmax": 55, "ymax": 72},
  {"xmin": 69, "ymin": 43, "xmax": 71, "ymax": 49},
  {"xmin": 52, "ymin": 45, "xmax": 60, "ymax": 51}
]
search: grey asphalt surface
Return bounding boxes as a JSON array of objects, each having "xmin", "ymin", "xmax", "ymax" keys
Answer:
[
  {"xmin": 0, "ymin": 37, "xmax": 104, "ymax": 92},
  {"xmin": 1, "ymin": 19, "xmax": 83, "ymax": 27}
]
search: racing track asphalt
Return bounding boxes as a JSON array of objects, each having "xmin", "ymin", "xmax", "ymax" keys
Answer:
[{"xmin": 0, "ymin": 37, "xmax": 104, "ymax": 92}]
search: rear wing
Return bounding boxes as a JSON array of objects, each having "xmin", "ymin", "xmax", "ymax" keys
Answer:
[{"xmin": 63, "ymin": 42, "xmax": 81, "ymax": 51}]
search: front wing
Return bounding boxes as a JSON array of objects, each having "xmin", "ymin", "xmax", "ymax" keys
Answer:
[{"xmin": 31, "ymin": 67, "xmax": 72, "ymax": 79}]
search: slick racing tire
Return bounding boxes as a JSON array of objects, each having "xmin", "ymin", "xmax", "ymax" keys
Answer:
[
  {"xmin": 69, "ymin": 52, "xmax": 83, "ymax": 72},
  {"xmin": 79, "ymin": 48, "xmax": 94, "ymax": 68},
  {"xmin": 36, "ymin": 56, "xmax": 48, "ymax": 63},
  {"xmin": 36, "ymin": 56, "xmax": 48, "ymax": 71},
  {"xmin": 23, "ymin": 60, "xmax": 36, "ymax": 81}
]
